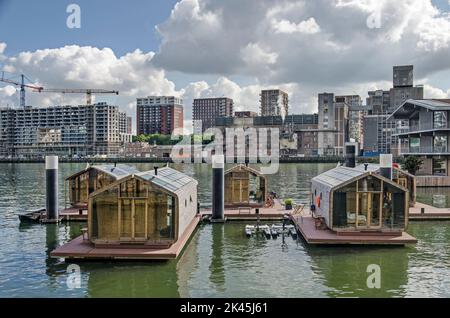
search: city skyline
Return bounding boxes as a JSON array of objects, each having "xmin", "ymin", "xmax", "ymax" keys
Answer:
[{"xmin": 1, "ymin": 0, "xmax": 450, "ymax": 129}]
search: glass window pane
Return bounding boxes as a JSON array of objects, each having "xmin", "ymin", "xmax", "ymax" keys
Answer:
[
  {"xmin": 434, "ymin": 135, "xmax": 448, "ymax": 153},
  {"xmin": 434, "ymin": 111, "xmax": 447, "ymax": 129},
  {"xmin": 433, "ymin": 158, "xmax": 447, "ymax": 176}
]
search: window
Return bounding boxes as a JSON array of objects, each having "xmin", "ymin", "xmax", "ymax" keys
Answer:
[
  {"xmin": 434, "ymin": 111, "xmax": 448, "ymax": 129},
  {"xmin": 410, "ymin": 137, "xmax": 420, "ymax": 153},
  {"xmin": 434, "ymin": 135, "xmax": 448, "ymax": 153},
  {"xmin": 433, "ymin": 158, "xmax": 447, "ymax": 176}
]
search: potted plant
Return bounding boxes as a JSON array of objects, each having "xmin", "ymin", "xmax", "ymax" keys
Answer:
[{"xmin": 284, "ymin": 198, "xmax": 293, "ymax": 210}]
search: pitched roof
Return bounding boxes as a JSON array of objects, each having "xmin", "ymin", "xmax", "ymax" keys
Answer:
[
  {"xmin": 388, "ymin": 99, "xmax": 450, "ymax": 120},
  {"xmin": 66, "ymin": 164, "xmax": 140, "ymax": 180},
  {"xmin": 138, "ymin": 167, "xmax": 197, "ymax": 193},
  {"xmin": 312, "ymin": 166, "xmax": 368, "ymax": 191}
]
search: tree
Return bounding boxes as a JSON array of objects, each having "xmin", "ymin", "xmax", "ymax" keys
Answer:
[{"xmin": 402, "ymin": 156, "xmax": 423, "ymax": 175}]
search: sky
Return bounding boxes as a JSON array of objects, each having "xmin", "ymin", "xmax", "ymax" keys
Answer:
[{"xmin": 1, "ymin": 0, "xmax": 450, "ymax": 132}]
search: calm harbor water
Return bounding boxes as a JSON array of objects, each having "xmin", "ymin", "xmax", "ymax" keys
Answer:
[{"xmin": 1, "ymin": 162, "xmax": 450, "ymax": 298}]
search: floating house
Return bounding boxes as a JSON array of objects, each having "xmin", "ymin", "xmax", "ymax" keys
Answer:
[
  {"xmin": 65, "ymin": 164, "xmax": 140, "ymax": 209},
  {"xmin": 88, "ymin": 166, "xmax": 198, "ymax": 247},
  {"xmin": 52, "ymin": 166, "xmax": 200, "ymax": 259},
  {"xmin": 311, "ymin": 166, "xmax": 410, "ymax": 233},
  {"xmin": 224, "ymin": 165, "xmax": 267, "ymax": 207}
]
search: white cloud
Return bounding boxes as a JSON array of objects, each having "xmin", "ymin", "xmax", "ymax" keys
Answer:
[
  {"xmin": 272, "ymin": 17, "xmax": 321, "ymax": 34},
  {"xmin": 154, "ymin": 0, "xmax": 450, "ymax": 88},
  {"xmin": 423, "ymin": 84, "xmax": 450, "ymax": 99},
  {"xmin": 0, "ymin": 42, "xmax": 6, "ymax": 55}
]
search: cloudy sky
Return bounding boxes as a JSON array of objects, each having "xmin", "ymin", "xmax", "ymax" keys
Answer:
[{"xmin": 1, "ymin": 0, "xmax": 450, "ymax": 132}]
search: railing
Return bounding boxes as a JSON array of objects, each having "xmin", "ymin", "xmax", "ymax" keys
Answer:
[
  {"xmin": 402, "ymin": 146, "xmax": 449, "ymax": 154},
  {"xmin": 395, "ymin": 122, "xmax": 448, "ymax": 134}
]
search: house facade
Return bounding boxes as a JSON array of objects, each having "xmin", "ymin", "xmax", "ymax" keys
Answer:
[{"xmin": 390, "ymin": 99, "xmax": 450, "ymax": 186}]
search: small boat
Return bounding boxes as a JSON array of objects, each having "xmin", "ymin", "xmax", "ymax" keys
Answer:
[
  {"xmin": 289, "ymin": 227, "xmax": 298, "ymax": 239},
  {"xmin": 261, "ymin": 225, "xmax": 271, "ymax": 239},
  {"xmin": 18, "ymin": 208, "xmax": 46, "ymax": 223},
  {"xmin": 245, "ymin": 225, "xmax": 254, "ymax": 237},
  {"xmin": 270, "ymin": 225, "xmax": 279, "ymax": 238}
]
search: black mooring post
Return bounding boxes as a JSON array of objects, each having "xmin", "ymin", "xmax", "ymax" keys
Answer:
[
  {"xmin": 212, "ymin": 155, "xmax": 225, "ymax": 222},
  {"xmin": 46, "ymin": 156, "xmax": 59, "ymax": 222}
]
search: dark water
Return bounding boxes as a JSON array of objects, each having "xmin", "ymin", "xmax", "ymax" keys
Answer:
[{"xmin": 1, "ymin": 163, "xmax": 450, "ymax": 298}]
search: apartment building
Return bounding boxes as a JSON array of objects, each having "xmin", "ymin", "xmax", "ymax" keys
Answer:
[
  {"xmin": 136, "ymin": 96, "xmax": 184, "ymax": 135},
  {"xmin": 390, "ymin": 99, "xmax": 450, "ymax": 186},
  {"xmin": 0, "ymin": 103, "xmax": 123, "ymax": 158},
  {"xmin": 193, "ymin": 97, "xmax": 233, "ymax": 131},
  {"xmin": 260, "ymin": 89, "xmax": 289, "ymax": 117}
]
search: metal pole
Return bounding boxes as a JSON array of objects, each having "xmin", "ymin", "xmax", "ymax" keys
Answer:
[
  {"xmin": 211, "ymin": 155, "xmax": 225, "ymax": 222},
  {"xmin": 46, "ymin": 156, "xmax": 59, "ymax": 222}
]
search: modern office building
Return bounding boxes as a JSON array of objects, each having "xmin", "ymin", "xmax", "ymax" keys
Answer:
[
  {"xmin": 260, "ymin": 89, "xmax": 289, "ymax": 117},
  {"xmin": 193, "ymin": 97, "xmax": 233, "ymax": 131},
  {"xmin": 0, "ymin": 103, "xmax": 123, "ymax": 158},
  {"xmin": 390, "ymin": 99, "xmax": 450, "ymax": 186},
  {"xmin": 136, "ymin": 96, "xmax": 184, "ymax": 135}
]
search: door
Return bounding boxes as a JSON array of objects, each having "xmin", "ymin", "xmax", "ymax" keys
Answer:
[
  {"xmin": 357, "ymin": 193, "xmax": 382, "ymax": 229},
  {"xmin": 120, "ymin": 198, "xmax": 147, "ymax": 241},
  {"xmin": 232, "ymin": 178, "xmax": 242, "ymax": 203}
]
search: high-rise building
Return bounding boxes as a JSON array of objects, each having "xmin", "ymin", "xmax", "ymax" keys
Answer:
[
  {"xmin": 260, "ymin": 89, "xmax": 289, "ymax": 117},
  {"xmin": 136, "ymin": 96, "xmax": 184, "ymax": 135},
  {"xmin": 193, "ymin": 97, "xmax": 233, "ymax": 131},
  {"xmin": 317, "ymin": 93, "xmax": 345, "ymax": 156},
  {"xmin": 119, "ymin": 112, "xmax": 132, "ymax": 135},
  {"xmin": 0, "ymin": 103, "xmax": 122, "ymax": 158}
]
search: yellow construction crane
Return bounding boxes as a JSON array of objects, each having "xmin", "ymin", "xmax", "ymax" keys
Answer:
[{"xmin": 33, "ymin": 88, "xmax": 119, "ymax": 105}]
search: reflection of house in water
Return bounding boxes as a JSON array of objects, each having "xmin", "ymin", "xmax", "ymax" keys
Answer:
[
  {"xmin": 306, "ymin": 247, "xmax": 409, "ymax": 297},
  {"xmin": 86, "ymin": 262, "xmax": 180, "ymax": 297},
  {"xmin": 65, "ymin": 164, "xmax": 140, "ymax": 211},
  {"xmin": 225, "ymin": 165, "xmax": 267, "ymax": 207}
]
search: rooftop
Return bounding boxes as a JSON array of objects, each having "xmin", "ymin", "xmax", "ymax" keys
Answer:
[
  {"xmin": 67, "ymin": 164, "xmax": 141, "ymax": 181},
  {"xmin": 388, "ymin": 99, "xmax": 450, "ymax": 120},
  {"xmin": 138, "ymin": 167, "xmax": 197, "ymax": 193}
]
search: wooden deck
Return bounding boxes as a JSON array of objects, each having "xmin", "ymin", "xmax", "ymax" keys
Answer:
[
  {"xmin": 200, "ymin": 200, "xmax": 288, "ymax": 221},
  {"xmin": 409, "ymin": 202, "xmax": 450, "ymax": 220},
  {"xmin": 60, "ymin": 206, "xmax": 88, "ymax": 221},
  {"xmin": 50, "ymin": 216, "xmax": 200, "ymax": 260},
  {"xmin": 289, "ymin": 215, "xmax": 417, "ymax": 246}
]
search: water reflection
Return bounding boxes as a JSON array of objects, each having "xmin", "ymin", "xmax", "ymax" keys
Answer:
[
  {"xmin": 306, "ymin": 246, "xmax": 409, "ymax": 297},
  {"xmin": 209, "ymin": 224, "xmax": 226, "ymax": 291}
]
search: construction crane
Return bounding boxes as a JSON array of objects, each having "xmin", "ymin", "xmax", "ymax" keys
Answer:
[
  {"xmin": 33, "ymin": 88, "xmax": 119, "ymax": 105},
  {"xmin": 0, "ymin": 72, "xmax": 43, "ymax": 107}
]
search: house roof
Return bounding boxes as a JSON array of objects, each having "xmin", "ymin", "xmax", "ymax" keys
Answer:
[
  {"xmin": 388, "ymin": 99, "xmax": 450, "ymax": 120},
  {"xmin": 225, "ymin": 164, "xmax": 265, "ymax": 177},
  {"xmin": 66, "ymin": 164, "xmax": 140, "ymax": 181},
  {"xmin": 312, "ymin": 165, "xmax": 408, "ymax": 192},
  {"xmin": 312, "ymin": 166, "xmax": 368, "ymax": 191},
  {"xmin": 138, "ymin": 167, "xmax": 198, "ymax": 193}
]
